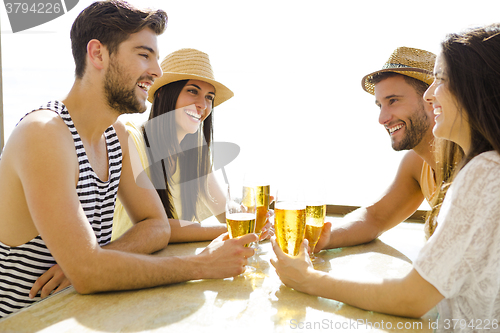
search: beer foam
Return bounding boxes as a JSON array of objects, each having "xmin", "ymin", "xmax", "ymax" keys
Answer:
[
  {"xmin": 275, "ymin": 202, "xmax": 306, "ymax": 210},
  {"xmin": 226, "ymin": 213, "xmax": 256, "ymax": 221}
]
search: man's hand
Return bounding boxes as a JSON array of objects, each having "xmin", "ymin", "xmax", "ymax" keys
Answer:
[
  {"xmin": 198, "ymin": 232, "xmax": 258, "ymax": 278},
  {"xmin": 29, "ymin": 264, "xmax": 71, "ymax": 299},
  {"xmin": 270, "ymin": 236, "xmax": 319, "ymax": 294},
  {"xmin": 311, "ymin": 221, "xmax": 332, "ymax": 253}
]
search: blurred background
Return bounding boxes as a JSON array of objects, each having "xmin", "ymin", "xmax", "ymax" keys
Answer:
[{"xmin": 1, "ymin": 0, "xmax": 498, "ymax": 209}]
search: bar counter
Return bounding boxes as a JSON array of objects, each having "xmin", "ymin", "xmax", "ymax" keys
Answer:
[{"xmin": 0, "ymin": 219, "xmax": 437, "ymax": 332}]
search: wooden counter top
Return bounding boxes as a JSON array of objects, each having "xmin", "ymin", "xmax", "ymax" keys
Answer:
[{"xmin": 0, "ymin": 219, "xmax": 436, "ymax": 332}]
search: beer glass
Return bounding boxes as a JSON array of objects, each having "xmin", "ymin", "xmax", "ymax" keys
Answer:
[
  {"xmin": 274, "ymin": 189, "xmax": 306, "ymax": 256},
  {"xmin": 304, "ymin": 202, "xmax": 326, "ymax": 263},
  {"xmin": 254, "ymin": 185, "xmax": 271, "ymax": 237},
  {"xmin": 226, "ymin": 184, "xmax": 257, "ymax": 273},
  {"xmin": 242, "ymin": 180, "xmax": 271, "ymax": 253}
]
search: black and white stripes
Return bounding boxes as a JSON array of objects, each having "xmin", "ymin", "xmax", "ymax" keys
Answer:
[{"xmin": 0, "ymin": 101, "xmax": 122, "ymax": 318}]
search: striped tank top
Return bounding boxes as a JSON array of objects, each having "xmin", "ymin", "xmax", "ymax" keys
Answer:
[{"xmin": 0, "ymin": 101, "xmax": 122, "ymax": 318}]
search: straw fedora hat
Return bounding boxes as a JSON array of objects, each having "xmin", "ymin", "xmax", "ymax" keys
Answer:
[
  {"xmin": 148, "ymin": 48, "xmax": 234, "ymax": 107},
  {"xmin": 361, "ymin": 47, "xmax": 436, "ymax": 95}
]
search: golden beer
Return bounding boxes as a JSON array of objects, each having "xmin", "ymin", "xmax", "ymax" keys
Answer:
[
  {"xmin": 304, "ymin": 224, "xmax": 323, "ymax": 249},
  {"xmin": 274, "ymin": 202, "xmax": 306, "ymax": 256},
  {"xmin": 226, "ymin": 212, "xmax": 256, "ymax": 247},
  {"xmin": 305, "ymin": 204, "xmax": 326, "ymax": 250},
  {"xmin": 242, "ymin": 186, "xmax": 257, "ymax": 214},
  {"xmin": 255, "ymin": 185, "xmax": 270, "ymax": 234}
]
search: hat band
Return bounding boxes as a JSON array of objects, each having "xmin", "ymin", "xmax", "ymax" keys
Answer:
[{"xmin": 382, "ymin": 63, "xmax": 411, "ymax": 69}]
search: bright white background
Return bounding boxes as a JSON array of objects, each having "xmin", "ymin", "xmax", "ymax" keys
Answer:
[{"xmin": 1, "ymin": 0, "xmax": 498, "ymax": 208}]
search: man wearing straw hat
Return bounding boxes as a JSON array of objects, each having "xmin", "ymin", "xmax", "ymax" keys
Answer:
[
  {"xmin": 316, "ymin": 47, "xmax": 443, "ymax": 251},
  {"xmin": 0, "ymin": 1, "xmax": 256, "ymax": 319}
]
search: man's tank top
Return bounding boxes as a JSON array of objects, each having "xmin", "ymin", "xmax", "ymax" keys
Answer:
[{"xmin": 0, "ymin": 101, "xmax": 122, "ymax": 318}]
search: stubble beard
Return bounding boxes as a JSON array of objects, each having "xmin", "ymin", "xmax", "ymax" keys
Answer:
[
  {"xmin": 392, "ymin": 102, "xmax": 430, "ymax": 151},
  {"xmin": 104, "ymin": 61, "xmax": 146, "ymax": 115}
]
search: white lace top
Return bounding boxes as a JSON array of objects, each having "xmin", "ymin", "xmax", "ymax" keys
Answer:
[{"xmin": 414, "ymin": 151, "xmax": 500, "ymax": 332}]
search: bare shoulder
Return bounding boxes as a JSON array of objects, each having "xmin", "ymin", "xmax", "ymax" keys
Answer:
[
  {"xmin": 11, "ymin": 109, "xmax": 70, "ymax": 138},
  {"xmin": 397, "ymin": 150, "xmax": 425, "ymax": 182},
  {"xmin": 4, "ymin": 110, "xmax": 77, "ymax": 174},
  {"xmin": 112, "ymin": 119, "xmax": 131, "ymax": 152},
  {"xmin": 112, "ymin": 118, "xmax": 127, "ymax": 136}
]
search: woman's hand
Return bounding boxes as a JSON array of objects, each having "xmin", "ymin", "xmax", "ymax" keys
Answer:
[
  {"xmin": 258, "ymin": 195, "xmax": 276, "ymax": 240},
  {"xmin": 259, "ymin": 208, "xmax": 275, "ymax": 240}
]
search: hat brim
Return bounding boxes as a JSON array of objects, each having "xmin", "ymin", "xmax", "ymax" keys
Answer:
[
  {"xmin": 148, "ymin": 72, "xmax": 234, "ymax": 107},
  {"xmin": 361, "ymin": 67, "xmax": 434, "ymax": 95}
]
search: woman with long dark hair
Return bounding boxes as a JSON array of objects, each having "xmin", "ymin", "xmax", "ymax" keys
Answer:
[
  {"xmin": 113, "ymin": 48, "xmax": 234, "ymax": 242},
  {"xmin": 271, "ymin": 23, "xmax": 500, "ymax": 327}
]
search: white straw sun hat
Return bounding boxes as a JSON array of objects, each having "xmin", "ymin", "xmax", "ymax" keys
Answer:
[{"xmin": 148, "ymin": 48, "xmax": 234, "ymax": 107}]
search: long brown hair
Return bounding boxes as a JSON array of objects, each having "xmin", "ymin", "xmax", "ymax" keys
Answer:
[
  {"xmin": 426, "ymin": 23, "xmax": 500, "ymax": 234},
  {"xmin": 143, "ymin": 80, "xmax": 214, "ymax": 221},
  {"xmin": 426, "ymin": 139, "xmax": 464, "ymax": 236}
]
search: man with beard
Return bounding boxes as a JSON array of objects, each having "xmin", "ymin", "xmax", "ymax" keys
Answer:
[
  {"xmin": 0, "ymin": 1, "xmax": 256, "ymax": 319},
  {"xmin": 314, "ymin": 47, "xmax": 438, "ymax": 252}
]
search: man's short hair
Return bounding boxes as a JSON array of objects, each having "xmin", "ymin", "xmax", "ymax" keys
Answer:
[
  {"xmin": 368, "ymin": 72, "xmax": 430, "ymax": 97},
  {"xmin": 70, "ymin": 0, "xmax": 168, "ymax": 78}
]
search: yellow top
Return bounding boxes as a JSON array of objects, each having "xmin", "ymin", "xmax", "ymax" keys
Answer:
[
  {"xmin": 112, "ymin": 121, "xmax": 212, "ymax": 241},
  {"xmin": 420, "ymin": 160, "xmax": 436, "ymax": 204}
]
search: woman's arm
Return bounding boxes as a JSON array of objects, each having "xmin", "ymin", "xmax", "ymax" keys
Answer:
[
  {"xmin": 270, "ymin": 237, "xmax": 443, "ymax": 318},
  {"xmin": 204, "ymin": 172, "xmax": 227, "ymax": 224},
  {"xmin": 168, "ymin": 218, "xmax": 227, "ymax": 243}
]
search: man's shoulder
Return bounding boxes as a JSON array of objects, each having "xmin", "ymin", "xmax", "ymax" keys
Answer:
[
  {"xmin": 112, "ymin": 119, "xmax": 132, "ymax": 151},
  {"xmin": 112, "ymin": 119, "xmax": 145, "ymax": 155},
  {"xmin": 16, "ymin": 109, "xmax": 65, "ymax": 129},
  {"xmin": 399, "ymin": 150, "xmax": 425, "ymax": 176},
  {"xmin": 15, "ymin": 110, "xmax": 72, "ymax": 144},
  {"xmin": 4, "ymin": 110, "xmax": 75, "ymax": 163}
]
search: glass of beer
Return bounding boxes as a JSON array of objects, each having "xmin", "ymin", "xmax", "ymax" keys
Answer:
[
  {"xmin": 305, "ymin": 202, "xmax": 326, "ymax": 263},
  {"xmin": 226, "ymin": 184, "xmax": 257, "ymax": 273},
  {"xmin": 254, "ymin": 185, "xmax": 270, "ymax": 238},
  {"xmin": 242, "ymin": 180, "xmax": 271, "ymax": 249},
  {"xmin": 274, "ymin": 190, "xmax": 306, "ymax": 256}
]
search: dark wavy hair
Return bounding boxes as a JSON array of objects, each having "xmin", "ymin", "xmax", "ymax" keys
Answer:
[
  {"xmin": 70, "ymin": 0, "xmax": 167, "ymax": 78},
  {"xmin": 143, "ymin": 80, "xmax": 214, "ymax": 221},
  {"xmin": 426, "ymin": 23, "xmax": 500, "ymax": 234}
]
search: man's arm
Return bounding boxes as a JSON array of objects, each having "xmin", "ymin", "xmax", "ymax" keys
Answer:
[
  {"xmin": 316, "ymin": 151, "xmax": 426, "ymax": 250},
  {"xmin": 17, "ymin": 114, "xmax": 256, "ymax": 295},
  {"xmin": 109, "ymin": 120, "xmax": 170, "ymax": 254}
]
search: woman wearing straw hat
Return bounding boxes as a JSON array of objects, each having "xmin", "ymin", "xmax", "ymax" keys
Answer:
[
  {"xmin": 271, "ymin": 23, "xmax": 500, "ymax": 325},
  {"xmin": 112, "ymin": 48, "xmax": 265, "ymax": 242}
]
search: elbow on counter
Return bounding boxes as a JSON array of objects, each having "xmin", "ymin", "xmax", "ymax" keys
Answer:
[
  {"xmin": 395, "ymin": 298, "xmax": 436, "ymax": 319},
  {"xmin": 156, "ymin": 217, "xmax": 171, "ymax": 250},
  {"xmin": 70, "ymin": 274, "xmax": 101, "ymax": 295}
]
